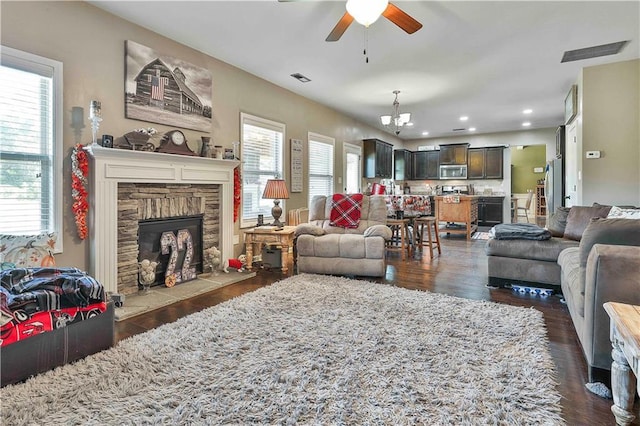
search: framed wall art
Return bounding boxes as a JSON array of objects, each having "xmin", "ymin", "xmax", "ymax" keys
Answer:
[
  {"xmin": 564, "ymin": 84, "xmax": 577, "ymax": 125},
  {"xmin": 290, "ymin": 139, "xmax": 303, "ymax": 193},
  {"xmin": 125, "ymin": 40, "xmax": 212, "ymax": 132}
]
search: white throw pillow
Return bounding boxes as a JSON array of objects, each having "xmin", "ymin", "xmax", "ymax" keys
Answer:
[{"xmin": 607, "ymin": 206, "xmax": 640, "ymax": 219}]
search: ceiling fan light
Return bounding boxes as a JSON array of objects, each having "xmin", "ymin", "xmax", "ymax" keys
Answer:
[
  {"xmin": 380, "ymin": 115, "xmax": 392, "ymax": 126},
  {"xmin": 346, "ymin": 0, "xmax": 389, "ymax": 27}
]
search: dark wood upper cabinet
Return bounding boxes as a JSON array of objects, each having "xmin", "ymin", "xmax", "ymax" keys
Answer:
[
  {"xmin": 439, "ymin": 143, "xmax": 469, "ymax": 165},
  {"xmin": 467, "ymin": 148, "xmax": 485, "ymax": 179},
  {"xmin": 394, "ymin": 149, "xmax": 413, "ymax": 181},
  {"xmin": 467, "ymin": 147, "xmax": 503, "ymax": 179},
  {"xmin": 426, "ymin": 151, "xmax": 440, "ymax": 179},
  {"xmin": 411, "ymin": 150, "xmax": 439, "ymax": 180},
  {"xmin": 363, "ymin": 138, "xmax": 393, "ymax": 179},
  {"xmin": 484, "ymin": 147, "xmax": 504, "ymax": 179}
]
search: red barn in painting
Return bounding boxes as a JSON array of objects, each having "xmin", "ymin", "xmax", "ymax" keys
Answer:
[{"xmin": 134, "ymin": 58, "xmax": 203, "ymax": 116}]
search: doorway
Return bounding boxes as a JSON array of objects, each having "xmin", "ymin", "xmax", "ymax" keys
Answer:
[{"xmin": 343, "ymin": 142, "xmax": 362, "ymax": 193}]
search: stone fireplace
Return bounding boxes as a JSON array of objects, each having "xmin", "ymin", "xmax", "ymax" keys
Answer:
[
  {"xmin": 87, "ymin": 145, "xmax": 239, "ymax": 295},
  {"xmin": 118, "ymin": 183, "xmax": 215, "ymax": 294}
]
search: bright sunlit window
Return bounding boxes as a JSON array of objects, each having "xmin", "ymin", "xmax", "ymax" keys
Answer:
[
  {"xmin": 240, "ymin": 113, "xmax": 285, "ymax": 228},
  {"xmin": 308, "ymin": 132, "xmax": 334, "ymax": 204},
  {"xmin": 0, "ymin": 46, "xmax": 63, "ymax": 250}
]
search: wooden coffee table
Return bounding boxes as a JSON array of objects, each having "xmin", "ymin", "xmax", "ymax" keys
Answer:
[
  {"xmin": 244, "ymin": 226, "xmax": 296, "ymax": 275},
  {"xmin": 604, "ymin": 302, "xmax": 640, "ymax": 426}
]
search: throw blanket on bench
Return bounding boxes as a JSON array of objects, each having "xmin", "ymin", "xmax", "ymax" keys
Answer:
[
  {"xmin": 490, "ymin": 223, "xmax": 552, "ymax": 240},
  {"xmin": 0, "ymin": 267, "xmax": 106, "ymax": 347}
]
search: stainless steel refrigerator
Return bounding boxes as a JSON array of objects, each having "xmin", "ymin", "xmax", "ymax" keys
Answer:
[{"xmin": 545, "ymin": 158, "xmax": 564, "ymax": 223}]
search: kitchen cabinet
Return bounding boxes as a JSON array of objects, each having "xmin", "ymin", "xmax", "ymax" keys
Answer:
[
  {"xmin": 363, "ymin": 139, "xmax": 393, "ymax": 179},
  {"xmin": 394, "ymin": 149, "xmax": 412, "ymax": 181},
  {"xmin": 439, "ymin": 143, "xmax": 469, "ymax": 165},
  {"xmin": 477, "ymin": 196, "xmax": 504, "ymax": 226},
  {"xmin": 412, "ymin": 151, "xmax": 439, "ymax": 180},
  {"xmin": 467, "ymin": 147, "xmax": 504, "ymax": 179},
  {"xmin": 468, "ymin": 149, "xmax": 485, "ymax": 179}
]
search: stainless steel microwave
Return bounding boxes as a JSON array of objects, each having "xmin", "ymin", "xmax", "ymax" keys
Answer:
[{"xmin": 439, "ymin": 165, "xmax": 467, "ymax": 179}]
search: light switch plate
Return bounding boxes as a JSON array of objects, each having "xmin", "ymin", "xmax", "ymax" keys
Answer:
[{"xmin": 586, "ymin": 150, "xmax": 601, "ymax": 158}]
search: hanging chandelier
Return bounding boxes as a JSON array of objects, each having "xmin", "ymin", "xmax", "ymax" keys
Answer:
[{"xmin": 380, "ymin": 90, "xmax": 411, "ymax": 135}]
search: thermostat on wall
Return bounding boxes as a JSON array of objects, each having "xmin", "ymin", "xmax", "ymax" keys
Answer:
[
  {"xmin": 586, "ymin": 151, "xmax": 601, "ymax": 159},
  {"xmin": 533, "ymin": 167, "xmax": 544, "ymax": 173}
]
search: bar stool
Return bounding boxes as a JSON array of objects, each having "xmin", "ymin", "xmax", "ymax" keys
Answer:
[
  {"xmin": 414, "ymin": 216, "xmax": 442, "ymax": 259},
  {"xmin": 386, "ymin": 218, "xmax": 412, "ymax": 260}
]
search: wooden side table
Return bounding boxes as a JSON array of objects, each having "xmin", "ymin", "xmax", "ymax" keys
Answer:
[
  {"xmin": 244, "ymin": 226, "xmax": 296, "ymax": 275},
  {"xmin": 604, "ymin": 302, "xmax": 640, "ymax": 426}
]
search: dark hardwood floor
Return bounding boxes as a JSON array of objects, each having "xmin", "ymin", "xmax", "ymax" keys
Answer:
[{"xmin": 116, "ymin": 236, "xmax": 637, "ymax": 425}]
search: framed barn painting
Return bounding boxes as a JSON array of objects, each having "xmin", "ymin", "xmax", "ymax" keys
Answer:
[{"xmin": 125, "ymin": 40, "xmax": 212, "ymax": 132}]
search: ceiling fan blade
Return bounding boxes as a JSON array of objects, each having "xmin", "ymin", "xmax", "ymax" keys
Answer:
[
  {"xmin": 326, "ymin": 12, "xmax": 354, "ymax": 42},
  {"xmin": 382, "ymin": 3, "xmax": 423, "ymax": 34}
]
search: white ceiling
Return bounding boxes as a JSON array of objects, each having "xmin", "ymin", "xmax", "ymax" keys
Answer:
[{"xmin": 89, "ymin": 1, "xmax": 639, "ymax": 140}]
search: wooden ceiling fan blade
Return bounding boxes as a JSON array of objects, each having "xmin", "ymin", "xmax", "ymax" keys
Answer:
[
  {"xmin": 326, "ymin": 12, "xmax": 354, "ymax": 42},
  {"xmin": 382, "ymin": 3, "xmax": 423, "ymax": 34}
]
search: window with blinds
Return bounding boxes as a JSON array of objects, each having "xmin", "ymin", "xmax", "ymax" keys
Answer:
[
  {"xmin": 0, "ymin": 47, "xmax": 63, "ymax": 248},
  {"xmin": 240, "ymin": 113, "xmax": 285, "ymax": 228},
  {"xmin": 308, "ymin": 133, "xmax": 334, "ymax": 204}
]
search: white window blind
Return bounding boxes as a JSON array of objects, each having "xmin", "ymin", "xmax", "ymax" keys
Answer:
[
  {"xmin": 308, "ymin": 133, "xmax": 334, "ymax": 204},
  {"xmin": 240, "ymin": 113, "xmax": 284, "ymax": 228},
  {"xmin": 0, "ymin": 47, "xmax": 63, "ymax": 248}
]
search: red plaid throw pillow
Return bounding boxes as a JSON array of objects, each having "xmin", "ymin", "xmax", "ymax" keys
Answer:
[{"xmin": 330, "ymin": 193, "xmax": 364, "ymax": 228}]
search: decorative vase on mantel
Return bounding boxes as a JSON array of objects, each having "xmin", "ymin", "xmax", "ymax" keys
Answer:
[{"xmin": 200, "ymin": 136, "xmax": 213, "ymax": 158}]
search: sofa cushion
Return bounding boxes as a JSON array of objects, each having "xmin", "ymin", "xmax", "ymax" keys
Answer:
[
  {"xmin": 363, "ymin": 224, "xmax": 392, "ymax": 240},
  {"xmin": 485, "ymin": 237, "xmax": 579, "ymax": 262},
  {"xmin": 579, "ymin": 218, "xmax": 640, "ymax": 269},
  {"xmin": 558, "ymin": 247, "xmax": 583, "ymax": 316},
  {"xmin": 294, "ymin": 224, "xmax": 326, "ymax": 237},
  {"xmin": 547, "ymin": 207, "xmax": 571, "ymax": 237},
  {"xmin": 607, "ymin": 206, "xmax": 640, "ymax": 219},
  {"xmin": 563, "ymin": 205, "xmax": 611, "ymax": 241}
]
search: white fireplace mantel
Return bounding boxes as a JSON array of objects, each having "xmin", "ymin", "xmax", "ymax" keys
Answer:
[{"xmin": 86, "ymin": 145, "xmax": 239, "ymax": 294}]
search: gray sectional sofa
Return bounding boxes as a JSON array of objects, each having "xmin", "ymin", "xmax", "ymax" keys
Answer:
[{"xmin": 486, "ymin": 204, "xmax": 640, "ymax": 380}]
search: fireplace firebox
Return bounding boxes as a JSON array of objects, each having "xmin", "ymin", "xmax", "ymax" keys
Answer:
[{"xmin": 138, "ymin": 215, "xmax": 203, "ymax": 288}]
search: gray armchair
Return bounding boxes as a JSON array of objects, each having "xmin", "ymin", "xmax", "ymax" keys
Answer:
[{"xmin": 295, "ymin": 195, "xmax": 391, "ymax": 277}]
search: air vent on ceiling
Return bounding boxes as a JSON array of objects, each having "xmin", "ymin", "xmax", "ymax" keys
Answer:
[
  {"xmin": 561, "ymin": 41, "xmax": 629, "ymax": 63},
  {"xmin": 290, "ymin": 73, "xmax": 311, "ymax": 83},
  {"xmin": 452, "ymin": 128, "xmax": 466, "ymax": 132}
]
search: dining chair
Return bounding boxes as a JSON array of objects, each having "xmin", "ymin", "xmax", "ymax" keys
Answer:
[{"xmin": 515, "ymin": 190, "xmax": 534, "ymax": 223}]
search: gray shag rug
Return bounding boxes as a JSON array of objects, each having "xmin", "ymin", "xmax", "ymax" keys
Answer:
[{"xmin": 1, "ymin": 274, "xmax": 564, "ymax": 425}]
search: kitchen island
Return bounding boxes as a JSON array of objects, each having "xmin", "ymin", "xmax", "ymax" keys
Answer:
[{"xmin": 435, "ymin": 195, "xmax": 479, "ymax": 240}]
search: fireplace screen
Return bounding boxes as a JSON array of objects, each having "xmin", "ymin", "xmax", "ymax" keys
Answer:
[{"xmin": 138, "ymin": 215, "xmax": 203, "ymax": 288}]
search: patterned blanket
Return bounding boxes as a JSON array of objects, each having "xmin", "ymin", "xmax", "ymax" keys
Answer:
[{"xmin": 0, "ymin": 267, "xmax": 106, "ymax": 347}]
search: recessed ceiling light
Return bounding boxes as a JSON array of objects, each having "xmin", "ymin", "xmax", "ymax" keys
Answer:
[
  {"xmin": 406, "ymin": 122, "xmax": 414, "ymax": 127},
  {"xmin": 422, "ymin": 131, "xmax": 429, "ymax": 136},
  {"xmin": 522, "ymin": 122, "xmax": 531, "ymax": 127},
  {"xmin": 460, "ymin": 116, "xmax": 469, "ymax": 121},
  {"xmin": 468, "ymin": 127, "xmax": 476, "ymax": 131},
  {"xmin": 523, "ymin": 109, "xmax": 533, "ymax": 114}
]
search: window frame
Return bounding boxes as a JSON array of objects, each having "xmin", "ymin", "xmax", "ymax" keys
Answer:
[
  {"xmin": 239, "ymin": 112, "xmax": 285, "ymax": 229},
  {"xmin": 307, "ymin": 132, "xmax": 335, "ymax": 205},
  {"xmin": 0, "ymin": 46, "xmax": 63, "ymax": 252}
]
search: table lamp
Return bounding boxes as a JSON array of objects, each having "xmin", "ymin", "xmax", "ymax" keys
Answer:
[{"xmin": 262, "ymin": 178, "xmax": 289, "ymax": 228}]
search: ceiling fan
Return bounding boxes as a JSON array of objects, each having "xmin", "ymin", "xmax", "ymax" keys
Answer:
[{"xmin": 280, "ymin": 0, "xmax": 423, "ymax": 42}]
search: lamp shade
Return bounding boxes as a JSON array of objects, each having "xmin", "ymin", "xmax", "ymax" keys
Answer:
[{"xmin": 262, "ymin": 179, "xmax": 290, "ymax": 200}]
